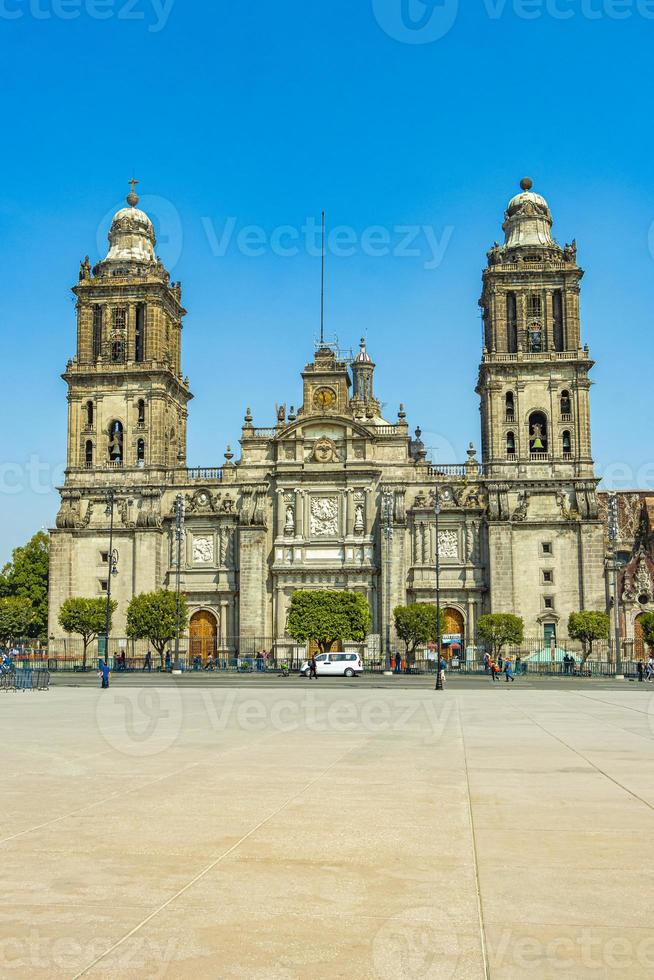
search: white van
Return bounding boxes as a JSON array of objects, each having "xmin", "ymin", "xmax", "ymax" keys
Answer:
[{"xmin": 299, "ymin": 652, "xmax": 363, "ymax": 677}]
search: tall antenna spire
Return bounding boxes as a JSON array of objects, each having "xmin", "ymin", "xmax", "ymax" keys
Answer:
[{"xmin": 320, "ymin": 210, "xmax": 325, "ymax": 345}]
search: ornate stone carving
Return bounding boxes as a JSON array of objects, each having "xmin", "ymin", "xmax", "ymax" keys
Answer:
[
  {"xmin": 438, "ymin": 529, "xmax": 459, "ymax": 560},
  {"xmin": 310, "ymin": 497, "xmax": 338, "ymax": 537},
  {"xmin": 512, "ymin": 491, "xmax": 529, "ymax": 523},
  {"xmin": 313, "ymin": 437, "xmax": 339, "ymax": 463},
  {"xmin": 193, "ymin": 536, "xmax": 214, "ymax": 564}
]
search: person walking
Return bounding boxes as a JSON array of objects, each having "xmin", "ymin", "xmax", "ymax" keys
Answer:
[
  {"xmin": 504, "ymin": 658, "xmax": 515, "ymax": 683},
  {"xmin": 646, "ymin": 657, "xmax": 654, "ymax": 682},
  {"xmin": 165, "ymin": 650, "xmax": 171, "ymax": 671},
  {"xmin": 308, "ymin": 654, "xmax": 318, "ymax": 680},
  {"xmin": 491, "ymin": 658, "xmax": 500, "ymax": 683},
  {"xmin": 637, "ymin": 660, "xmax": 644, "ymax": 682},
  {"xmin": 483, "ymin": 652, "xmax": 491, "ymax": 674},
  {"xmin": 394, "ymin": 651, "xmax": 401, "ymax": 674},
  {"xmin": 143, "ymin": 650, "xmax": 152, "ymax": 672}
]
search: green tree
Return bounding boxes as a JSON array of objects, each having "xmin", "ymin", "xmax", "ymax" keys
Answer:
[
  {"xmin": 58, "ymin": 597, "xmax": 115, "ymax": 667},
  {"xmin": 0, "ymin": 531, "xmax": 49, "ymax": 639},
  {"xmin": 639, "ymin": 612, "xmax": 654, "ymax": 653},
  {"xmin": 126, "ymin": 589, "xmax": 188, "ymax": 658},
  {"xmin": 286, "ymin": 590, "xmax": 371, "ymax": 653},
  {"xmin": 0, "ymin": 596, "xmax": 35, "ymax": 643},
  {"xmin": 394, "ymin": 603, "xmax": 445, "ymax": 660},
  {"xmin": 477, "ymin": 613, "xmax": 524, "ymax": 658},
  {"xmin": 568, "ymin": 611, "xmax": 610, "ymax": 664}
]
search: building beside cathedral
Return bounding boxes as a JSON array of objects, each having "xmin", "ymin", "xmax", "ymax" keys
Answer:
[{"xmin": 49, "ymin": 178, "xmax": 613, "ymax": 660}]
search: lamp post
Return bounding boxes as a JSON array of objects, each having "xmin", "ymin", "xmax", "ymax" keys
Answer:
[
  {"xmin": 607, "ymin": 493, "xmax": 623, "ymax": 677},
  {"xmin": 382, "ymin": 490, "xmax": 393, "ymax": 671},
  {"xmin": 173, "ymin": 494, "xmax": 185, "ymax": 672},
  {"xmin": 103, "ymin": 489, "xmax": 118, "ymax": 665},
  {"xmin": 434, "ymin": 493, "xmax": 443, "ymax": 691}
]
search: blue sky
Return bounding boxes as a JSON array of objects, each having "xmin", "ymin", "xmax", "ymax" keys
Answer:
[{"xmin": 1, "ymin": 0, "xmax": 654, "ymax": 562}]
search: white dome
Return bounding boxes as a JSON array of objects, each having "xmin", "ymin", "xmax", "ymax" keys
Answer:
[
  {"xmin": 502, "ymin": 178, "xmax": 556, "ymax": 248},
  {"xmin": 101, "ymin": 187, "xmax": 157, "ymax": 265}
]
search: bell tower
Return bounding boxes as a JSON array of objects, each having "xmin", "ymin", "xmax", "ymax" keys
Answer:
[
  {"xmin": 64, "ymin": 181, "xmax": 192, "ymax": 477},
  {"xmin": 477, "ymin": 178, "xmax": 594, "ymax": 479}
]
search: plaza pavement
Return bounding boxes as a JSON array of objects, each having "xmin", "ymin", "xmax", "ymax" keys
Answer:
[{"xmin": 0, "ymin": 683, "xmax": 653, "ymax": 978}]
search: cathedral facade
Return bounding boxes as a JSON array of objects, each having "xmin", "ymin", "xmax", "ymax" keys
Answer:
[{"xmin": 48, "ymin": 178, "xmax": 608, "ymax": 658}]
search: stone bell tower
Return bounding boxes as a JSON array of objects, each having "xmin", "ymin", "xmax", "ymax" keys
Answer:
[
  {"xmin": 64, "ymin": 180, "xmax": 192, "ymax": 476},
  {"xmin": 477, "ymin": 178, "xmax": 594, "ymax": 480}
]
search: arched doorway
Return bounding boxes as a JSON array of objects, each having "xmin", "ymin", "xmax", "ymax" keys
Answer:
[
  {"xmin": 189, "ymin": 610, "xmax": 218, "ymax": 664},
  {"xmin": 443, "ymin": 608, "xmax": 465, "ymax": 661}
]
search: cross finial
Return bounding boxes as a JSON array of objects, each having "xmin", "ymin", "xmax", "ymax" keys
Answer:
[{"xmin": 127, "ymin": 177, "xmax": 139, "ymax": 207}]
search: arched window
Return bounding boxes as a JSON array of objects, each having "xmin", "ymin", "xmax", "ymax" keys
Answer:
[
  {"xmin": 527, "ymin": 294, "xmax": 543, "ymax": 352},
  {"xmin": 505, "ymin": 391, "xmax": 515, "ymax": 421},
  {"xmin": 553, "ymin": 290, "xmax": 564, "ymax": 351},
  {"xmin": 506, "ymin": 431, "xmax": 516, "ymax": 457},
  {"xmin": 506, "ymin": 292, "xmax": 517, "ymax": 353},
  {"xmin": 85, "ymin": 400, "xmax": 94, "ymax": 428},
  {"xmin": 528, "ymin": 412, "xmax": 548, "ymax": 455},
  {"xmin": 560, "ymin": 390, "xmax": 572, "ymax": 417},
  {"xmin": 108, "ymin": 420, "xmax": 123, "ymax": 464},
  {"xmin": 137, "ymin": 399, "xmax": 146, "ymax": 425},
  {"xmin": 562, "ymin": 430, "xmax": 572, "ymax": 456},
  {"xmin": 137, "ymin": 438, "xmax": 145, "ymax": 465},
  {"xmin": 85, "ymin": 441, "xmax": 94, "ymax": 467}
]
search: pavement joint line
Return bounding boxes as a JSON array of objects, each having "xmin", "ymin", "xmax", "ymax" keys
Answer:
[
  {"xmin": 574, "ymin": 691, "xmax": 653, "ymax": 717},
  {"xmin": 0, "ymin": 722, "xmax": 306, "ymax": 849},
  {"xmin": 0, "ymin": 761, "xmax": 202, "ymax": 848},
  {"xmin": 71, "ymin": 736, "xmax": 371, "ymax": 978},
  {"xmin": 509, "ymin": 700, "xmax": 654, "ymax": 813},
  {"xmin": 457, "ymin": 699, "xmax": 491, "ymax": 980}
]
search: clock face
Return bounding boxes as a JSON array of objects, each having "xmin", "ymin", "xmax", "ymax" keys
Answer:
[{"xmin": 313, "ymin": 387, "xmax": 336, "ymax": 410}]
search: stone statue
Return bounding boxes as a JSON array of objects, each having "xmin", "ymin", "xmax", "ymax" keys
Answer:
[
  {"xmin": 284, "ymin": 504, "xmax": 295, "ymax": 535},
  {"xmin": 354, "ymin": 502, "xmax": 365, "ymax": 534},
  {"xmin": 79, "ymin": 256, "xmax": 91, "ymax": 281}
]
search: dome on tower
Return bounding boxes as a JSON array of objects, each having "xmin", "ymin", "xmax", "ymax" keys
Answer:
[
  {"xmin": 100, "ymin": 180, "xmax": 157, "ymax": 266},
  {"xmin": 502, "ymin": 177, "xmax": 556, "ymax": 249},
  {"xmin": 354, "ymin": 338, "xmax": 372, "ymax": 363}
]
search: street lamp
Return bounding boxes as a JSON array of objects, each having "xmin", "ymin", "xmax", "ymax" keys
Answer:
[
  {"xmin": 103, "ymin": 489, "xmax": 119, "ymax": 665},
  {"xmin": 607, "ymin": 493, "xmax": 623, "ymax": 677},
  {"xmin": 434, "ymin": 493, "xmax": 444, "ymax": 691},
  {"xmin": 382, "ymin": 490, "xmax": 393, "ymax": 671},
  {"xmin": 173, "ymin": 494, "xmax": 185, "ymax": 672}
]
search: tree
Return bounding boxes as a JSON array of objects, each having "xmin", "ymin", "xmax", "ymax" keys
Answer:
[
  {"xmin": 394, "ymin": 604, "xmax": 445, "ymax": 659},
  {"xmin": 58, "ymin": 597, "xmax": 115, "ymax": 667},
  {"xmin": 286, "ymin": 590, "xmax": 371, "ymax": 653},
  {"xmin": 477, "ymin": 613, "xmax": 524, "ymax": 658},
  {"xmin": 0, "ymin": 531, "xmax": 49, "ymax": 639},
  {"xmin": 639, "ymin": 612, "xmax": 654, "ymax": 653},
  {"xmin": 0, "ymin": 597, "xmax": 35, "ymax": 643},
  {"xmin": 126, "ymin": 589, "xmax": 189, "ymax": 658},
  {"xmin": 568, "ymin": 611, "xmax": 610, "ymax": 663}
]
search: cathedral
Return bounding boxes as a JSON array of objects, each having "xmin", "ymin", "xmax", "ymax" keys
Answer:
[{"xmin": 48, "ymin": 178, "xmax": 610, "ymax": 660}]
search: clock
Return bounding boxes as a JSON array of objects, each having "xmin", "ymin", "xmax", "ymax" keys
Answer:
[{"xmin": 313, "ymin": 387, "xmax": 336, "ymax": 410}]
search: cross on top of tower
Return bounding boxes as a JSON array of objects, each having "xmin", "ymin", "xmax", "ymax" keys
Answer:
[{"xmin": 127, "ymin": 177, "xmax": 139, "ymax": 208}]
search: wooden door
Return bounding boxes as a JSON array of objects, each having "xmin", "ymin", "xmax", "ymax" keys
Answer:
[{"xmin": 189, "ymin": 610, "xmax": 218, "ymax": 663}]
